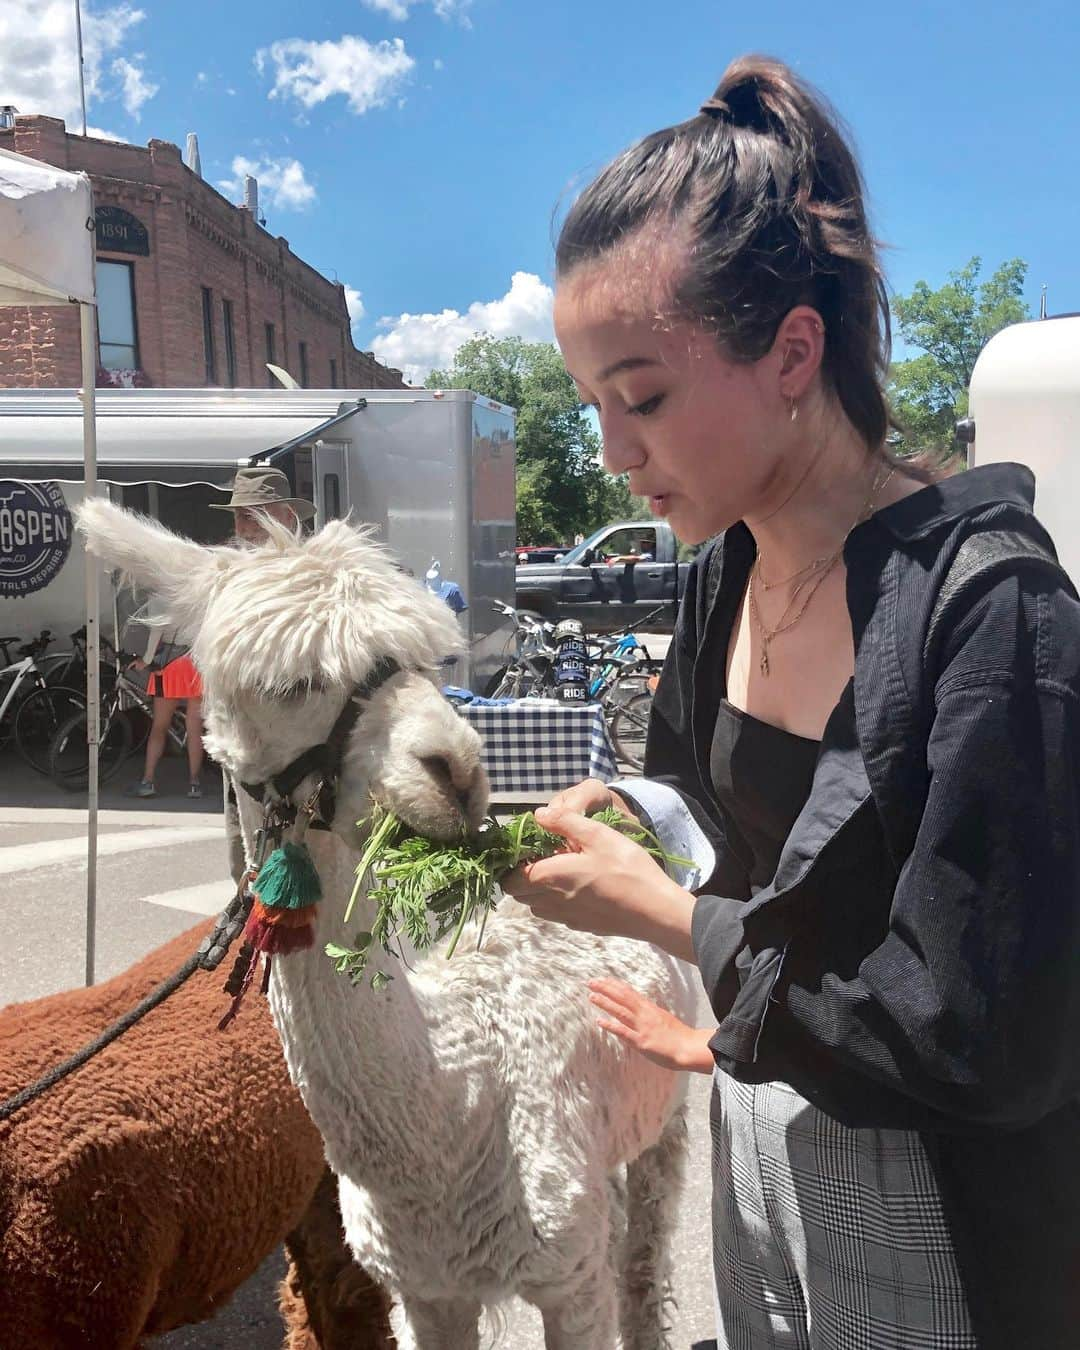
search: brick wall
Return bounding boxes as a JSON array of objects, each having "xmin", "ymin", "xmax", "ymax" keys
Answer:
[{"xmin": 0, "ymin": 116, "xmax": 406, "ymax": 391}]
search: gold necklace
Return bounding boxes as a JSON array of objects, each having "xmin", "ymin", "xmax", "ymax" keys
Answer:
[{"xmin": 749, "ymin": 465, "xmax": 894, "ymax": 676}]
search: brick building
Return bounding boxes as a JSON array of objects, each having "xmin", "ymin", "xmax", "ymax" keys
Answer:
[{"xmin": 0, "ymin": 114, "xmax": 405, "ymax": 392}]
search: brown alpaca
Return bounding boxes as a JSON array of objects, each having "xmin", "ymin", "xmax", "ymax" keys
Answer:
[{"xmin": 0, "ymin": 918, "xmax": 394, "ymax": 1350}]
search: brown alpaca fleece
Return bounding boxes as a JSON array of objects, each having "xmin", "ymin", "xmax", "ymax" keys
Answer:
[
  {"xmin": 280, "ymin": 1171, "xmax": 396, "ymax": 1350},
  {"xmin": 0, "ymin": 918, "xmax": 392, "ymax": 1350}
]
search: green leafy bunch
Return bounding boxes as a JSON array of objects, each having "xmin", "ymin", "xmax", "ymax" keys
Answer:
[{"xmin": 326, "ymin": 806, "xmax": 690, "ymax": 990}]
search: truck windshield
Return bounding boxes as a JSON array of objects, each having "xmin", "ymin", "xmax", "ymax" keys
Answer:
[{"xmin": 559, "ymin": 525, "xmax": 613, "ymax": 567}]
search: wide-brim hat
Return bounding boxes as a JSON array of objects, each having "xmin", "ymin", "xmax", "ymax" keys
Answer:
[{"xmin": 208, "ymin": 465, "xmax": 316, "ymax": 520}]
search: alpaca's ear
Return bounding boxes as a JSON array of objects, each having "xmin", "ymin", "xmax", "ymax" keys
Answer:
[{"xmin": 75, "ymin": 498, "xmax": 219, "ymax": 632}]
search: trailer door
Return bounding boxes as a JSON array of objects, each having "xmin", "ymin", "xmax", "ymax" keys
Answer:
[{"xmin": 313, "ymin": 440, "xmax": 350, "ymax": 524}]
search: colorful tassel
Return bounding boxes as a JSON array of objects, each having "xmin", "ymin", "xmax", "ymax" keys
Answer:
[
  {"xmin": 253, "ymin": 843, "xmax": 323, "ymax": 909},
  {"xmin": 242, "ymin": 841, "xmax": 322, "ymax": 956}
]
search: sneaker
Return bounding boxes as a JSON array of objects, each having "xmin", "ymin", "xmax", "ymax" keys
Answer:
[
  {"xmin": 188, "ymin": 780, "xmax": 203, "ymax": 799},
  {"xmin": 124, "ymin": 779, "xmax": 157, "ymax": 798}
]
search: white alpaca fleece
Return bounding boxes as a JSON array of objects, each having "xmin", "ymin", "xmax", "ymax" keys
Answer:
[
  {"xmin": 75, "ymin": 498, "xmax": 464, "ymax": 693},
  {"xmin": 77, "ymin": 496, "xmax": 695, "ymax": 1350}
]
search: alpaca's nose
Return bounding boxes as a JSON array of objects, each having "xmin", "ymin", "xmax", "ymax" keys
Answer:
[{"xmin": 420, "ymin": 754, "xmax": 485, "ymax": 817}]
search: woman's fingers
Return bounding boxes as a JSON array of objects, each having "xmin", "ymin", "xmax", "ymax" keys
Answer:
[
  {"xmin": 588, "ymin": 975, "xmax": 640, "ymax": 1004},
  {"xmin": 588, "ymin": 989, "xmax": 637, "ymax": 1024}
]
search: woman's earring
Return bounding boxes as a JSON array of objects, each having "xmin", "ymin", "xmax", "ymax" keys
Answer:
[{"xmin": 789, "ymin": 397, "xmax": 799, "ymax": 423}]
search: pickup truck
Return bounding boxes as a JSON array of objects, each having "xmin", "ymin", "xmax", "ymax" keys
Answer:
[{"xmin": 514, "ymin": 519, "xmax": 690, "ymax": 630}]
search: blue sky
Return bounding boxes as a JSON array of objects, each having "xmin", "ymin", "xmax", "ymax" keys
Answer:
[{"xmin": 3, "ymin": 0, "xmax": 1076, "ymax": 382}]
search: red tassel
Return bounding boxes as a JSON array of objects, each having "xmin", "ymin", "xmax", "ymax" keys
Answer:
[{"xmin": 244, "ymin": 908, "xmax": 315, "ymax": 955}]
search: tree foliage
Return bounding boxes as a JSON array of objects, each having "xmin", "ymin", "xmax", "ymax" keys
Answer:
[
  {"xmin": 426, "ymin": 334, "xmax": 647, "ymax": 543},
  {"xmin": 888, "ymin": 257, "xmax": 1029, "ymax": 455}
]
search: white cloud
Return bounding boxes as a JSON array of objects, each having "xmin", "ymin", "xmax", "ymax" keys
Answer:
[
  {"xmin": 344, "ymin": 285, "xmax": 366, "ymax": 329},
  {"xmin": 372, "ymin": 272, "xmax": 554, "ymax": 386},
  {"xmin": 86, "ymin": 124, "xmax": 126, "ymax": 142},
  {"xmin": 361, "ymin": 0, "xmax": 472, "ymax": 20},
  {"xmin": 195, "ymin": 71, "xmax": 208, "ymax": 85},
  {"xmin": 0, "ymin": 1, "xmax": 157, "ymax": 126},
  {"xmin": 111, "ymin": 54, "xmax": 157, "ymax": 118},
  {"xmin": 255, "ymin": 35, "xmax": 414, "ymax": 115},
  {"xmin": 218, "ymin": 155, "xmax": 317, "ymax": 212},
  {"xmin": 433, "ymin": 57, "xmax": 444, "ymax": 70}
]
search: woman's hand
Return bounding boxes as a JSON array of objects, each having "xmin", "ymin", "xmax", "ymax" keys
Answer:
[
  {"xmin": 127, "ymin": 657, "xmax": 147, "ymax": 672},
  {"xmin": 544, "ymin": 777, "xmax": 640, "ymax": 824},
  {"xmin": 588, "ymin": 976, "xmax": 716, "ymax": 1074},
  {"xmin": 501, "ymin": 805, "xmax": 696, "ymax": 961}
]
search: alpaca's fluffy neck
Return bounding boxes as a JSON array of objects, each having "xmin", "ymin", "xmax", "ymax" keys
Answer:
[{"xmin": 264, "ymin": 828, "xmax": 463, "ymax": 1188}]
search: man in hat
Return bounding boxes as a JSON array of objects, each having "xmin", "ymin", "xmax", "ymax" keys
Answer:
[
  {"xmin": 209, "ymin": 465, "xmax": 316, "ymax": 542},
  {"xmin": 211, "ymin": 467, "xmax": 316, "ymax": 877}
]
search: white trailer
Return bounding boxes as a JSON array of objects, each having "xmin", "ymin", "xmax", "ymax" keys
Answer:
[
  {"xmin": 965, "ymin": 313, "xmax": 1080, "ymax": 584},
  {"xmin": 0, "ymin": 387, "xmax": 516, "ymax": 691}
]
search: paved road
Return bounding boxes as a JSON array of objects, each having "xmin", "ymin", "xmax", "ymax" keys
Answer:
[{"xmin": 1, "ymin": 723, "xmax": 717, "ymax": 1349}]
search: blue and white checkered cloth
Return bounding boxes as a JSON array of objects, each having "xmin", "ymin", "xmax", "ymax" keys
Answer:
[{"xmin": 455, "ymin": 698, "xmax": 618, "ymax": 794}]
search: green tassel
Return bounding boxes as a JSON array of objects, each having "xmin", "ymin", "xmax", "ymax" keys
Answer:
[{"xmin": 254, "ymin": 842, "xmax": 323, "ymax": 911}]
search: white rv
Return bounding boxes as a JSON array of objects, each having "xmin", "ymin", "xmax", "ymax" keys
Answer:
[
  {"xmin": 965, "ymin": 312, "xmax": 1080, "ymax": 583},
  {"xmin": 0, "ymin": 387, "xmax": 516, "ymax": 691}
]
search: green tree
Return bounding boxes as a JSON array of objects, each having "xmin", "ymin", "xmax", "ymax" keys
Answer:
[
  {"xmin": 427, "ymin": 334, "xmax": 644, "ymax": 543},
  {"xmin": 888, "ymin": 257, "xmax": 1029, "ymax": 455}
]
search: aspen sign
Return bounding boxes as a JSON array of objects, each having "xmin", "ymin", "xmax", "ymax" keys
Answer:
[{"xmin": 0, "ymin": 480, "xmax": 73, "ymax": 598}]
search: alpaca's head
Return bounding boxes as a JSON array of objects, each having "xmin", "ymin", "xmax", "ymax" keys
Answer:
[{"xmin": 76, "ymin": 499, "xmax": 488, "ymax": 841}]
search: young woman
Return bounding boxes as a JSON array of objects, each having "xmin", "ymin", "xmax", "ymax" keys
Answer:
[
  {"xmin": 503, "ymin": 55, "xmax": 1080, "ymax": 1350},
  {"xmin": 125, "ymin": 627, "xmax": 204, "ymax": 798}
]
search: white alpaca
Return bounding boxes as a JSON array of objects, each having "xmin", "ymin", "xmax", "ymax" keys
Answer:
[{"xmin": 77, "ymin": 500, "xmax": 696, "ymax": 1350}]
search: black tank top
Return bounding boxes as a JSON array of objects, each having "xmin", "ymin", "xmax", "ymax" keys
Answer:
[{"xmin": 709, "ymin": 700, "xmax": 821, "ymax": 890}]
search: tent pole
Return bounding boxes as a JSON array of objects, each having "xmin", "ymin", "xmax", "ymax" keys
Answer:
[
  {"xmin": 74, "ymin": 0, "xmax": 88, "ymax": 138},
  {"xmin": 80, "ymin": 300, "xmax": 99, "ymax": 986}
]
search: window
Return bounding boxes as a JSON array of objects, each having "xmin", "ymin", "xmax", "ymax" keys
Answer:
[
  {"xmin": 298, "ymin": 341, "xmax": 309, "ymax": 388},
  {"xmin": 329, "ymin": 357, "xmax": 338, "ymax": 389},
  {"xmin": 201, "ymin": 287, "xmax": 216, "ymax": 384},
  {"xmin": 264, "ymin": 322, "xmax": 276, "ymax": 387},
  {"xmin": 97, "ymin": 260, "xmax": 139, "ymax": 370},
  {"xmin": 222, "ymin": 299, "xmax": 237, "ymax": 387},
  {"xmin": 322, "ymin": 473, "xmax": 341, "ymax": 520}
]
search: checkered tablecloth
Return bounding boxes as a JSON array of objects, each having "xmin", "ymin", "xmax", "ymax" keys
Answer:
[{"xmin": 455, "ymin": 698, "xmax": 618, "ymax": 794}]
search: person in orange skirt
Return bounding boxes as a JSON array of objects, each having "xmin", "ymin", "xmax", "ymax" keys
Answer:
[{"xmin": 125, "ymin": 630, "xmax": 205, "ymax": 798}]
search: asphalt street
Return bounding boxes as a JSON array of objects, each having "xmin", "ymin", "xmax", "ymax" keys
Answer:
[{"xmin": 1, "ymin": 660, "xmax": 719, "ymax": 1349}]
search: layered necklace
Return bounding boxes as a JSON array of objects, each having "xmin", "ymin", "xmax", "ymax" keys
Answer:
[{"xmin": 748, "ymin": 463, "xmax": 894, "ymax": 676}]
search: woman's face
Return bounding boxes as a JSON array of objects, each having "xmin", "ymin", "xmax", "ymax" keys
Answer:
[{"xmin": 554, "ymin": 263, "xmax": 792, "ymax": 545}]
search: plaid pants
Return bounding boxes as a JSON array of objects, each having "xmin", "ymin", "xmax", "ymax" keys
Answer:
[{"xmin": 710, "ymin": 1072, "xmax": 978, "ymax": 1349}]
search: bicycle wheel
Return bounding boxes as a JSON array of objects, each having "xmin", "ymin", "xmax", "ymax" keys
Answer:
[
  {"xmin": 39, "ymin": 654, "xmax": 118, "ymax": 690},
  {"xmin": 13, "ymin": 685, "xmax": 87, "ymax": 774},
  {"xmin": 49, "ymin": 707, "xmax": 135, "ymax": 791},
  {"xmin": 609, "ymin": 690, "xmax": 652, "ymax": 770},
  {"xmin": 607, "ymin": 659, "xmax": 662, "ymax": 700}
]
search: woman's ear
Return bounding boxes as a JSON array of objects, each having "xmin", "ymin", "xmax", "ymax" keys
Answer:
[{"xmin": 774, "ymin": 305, "xmax": 827, "ymax": 401}]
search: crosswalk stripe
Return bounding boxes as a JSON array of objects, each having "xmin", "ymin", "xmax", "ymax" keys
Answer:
[
  {"xmin": 142, "ymin": 881, "xmax": 232, "ymax": 916},
  {"xmin": 0, "ymin": 826, "xmax": 222, "ymax": 876},
  {"xmin": 0, "ymin": 807, "xmax": 223, "ymax": 827}
]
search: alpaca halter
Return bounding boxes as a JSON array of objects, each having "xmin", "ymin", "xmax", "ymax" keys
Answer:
[
  {"xmin": 216, "ymin": 655, "xmax": 406, "ymax": 1029},
  {"xmin": 238, "ymin": 655, "xmax": 403, "ymax": 828}
]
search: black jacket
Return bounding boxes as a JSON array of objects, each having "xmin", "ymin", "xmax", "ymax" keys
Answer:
[{"xmin": 646, "ymin": 464, "xmax": 1080, "ymax": 1348}]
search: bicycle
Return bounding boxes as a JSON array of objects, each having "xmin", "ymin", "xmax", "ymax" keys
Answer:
[
  {"xmin": 39, "ymin": 624, "xmax": 119, "ymax": 692},
  {"xmin": 485, "ymin": 601, "xmax": 558, "ymax": 699},
  {"xmin": 48, "ymin": 657, "xmax": 187, "ymax": 791},
  {"xmin": 0, "ymin": 631, "xmax": 88, "ymax": 774},
  {"xmin": 585, "ymin": 607, "xmax": 666, "ymax": 770}
]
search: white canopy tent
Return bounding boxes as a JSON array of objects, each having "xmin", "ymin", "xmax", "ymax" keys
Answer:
[{"xmin": 0, "ymin": 146, "xmax": 101, "ymax": 985}]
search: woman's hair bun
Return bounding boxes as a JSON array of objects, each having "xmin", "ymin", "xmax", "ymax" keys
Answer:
[{"xmin": 701, "ymin": 65, "xmax": 775, "ymax": 133}]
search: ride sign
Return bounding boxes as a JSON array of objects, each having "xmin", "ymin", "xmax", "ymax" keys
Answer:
[{"xmin": 0, "ymin": 480, "xmax": 73, "ymax": 599}]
